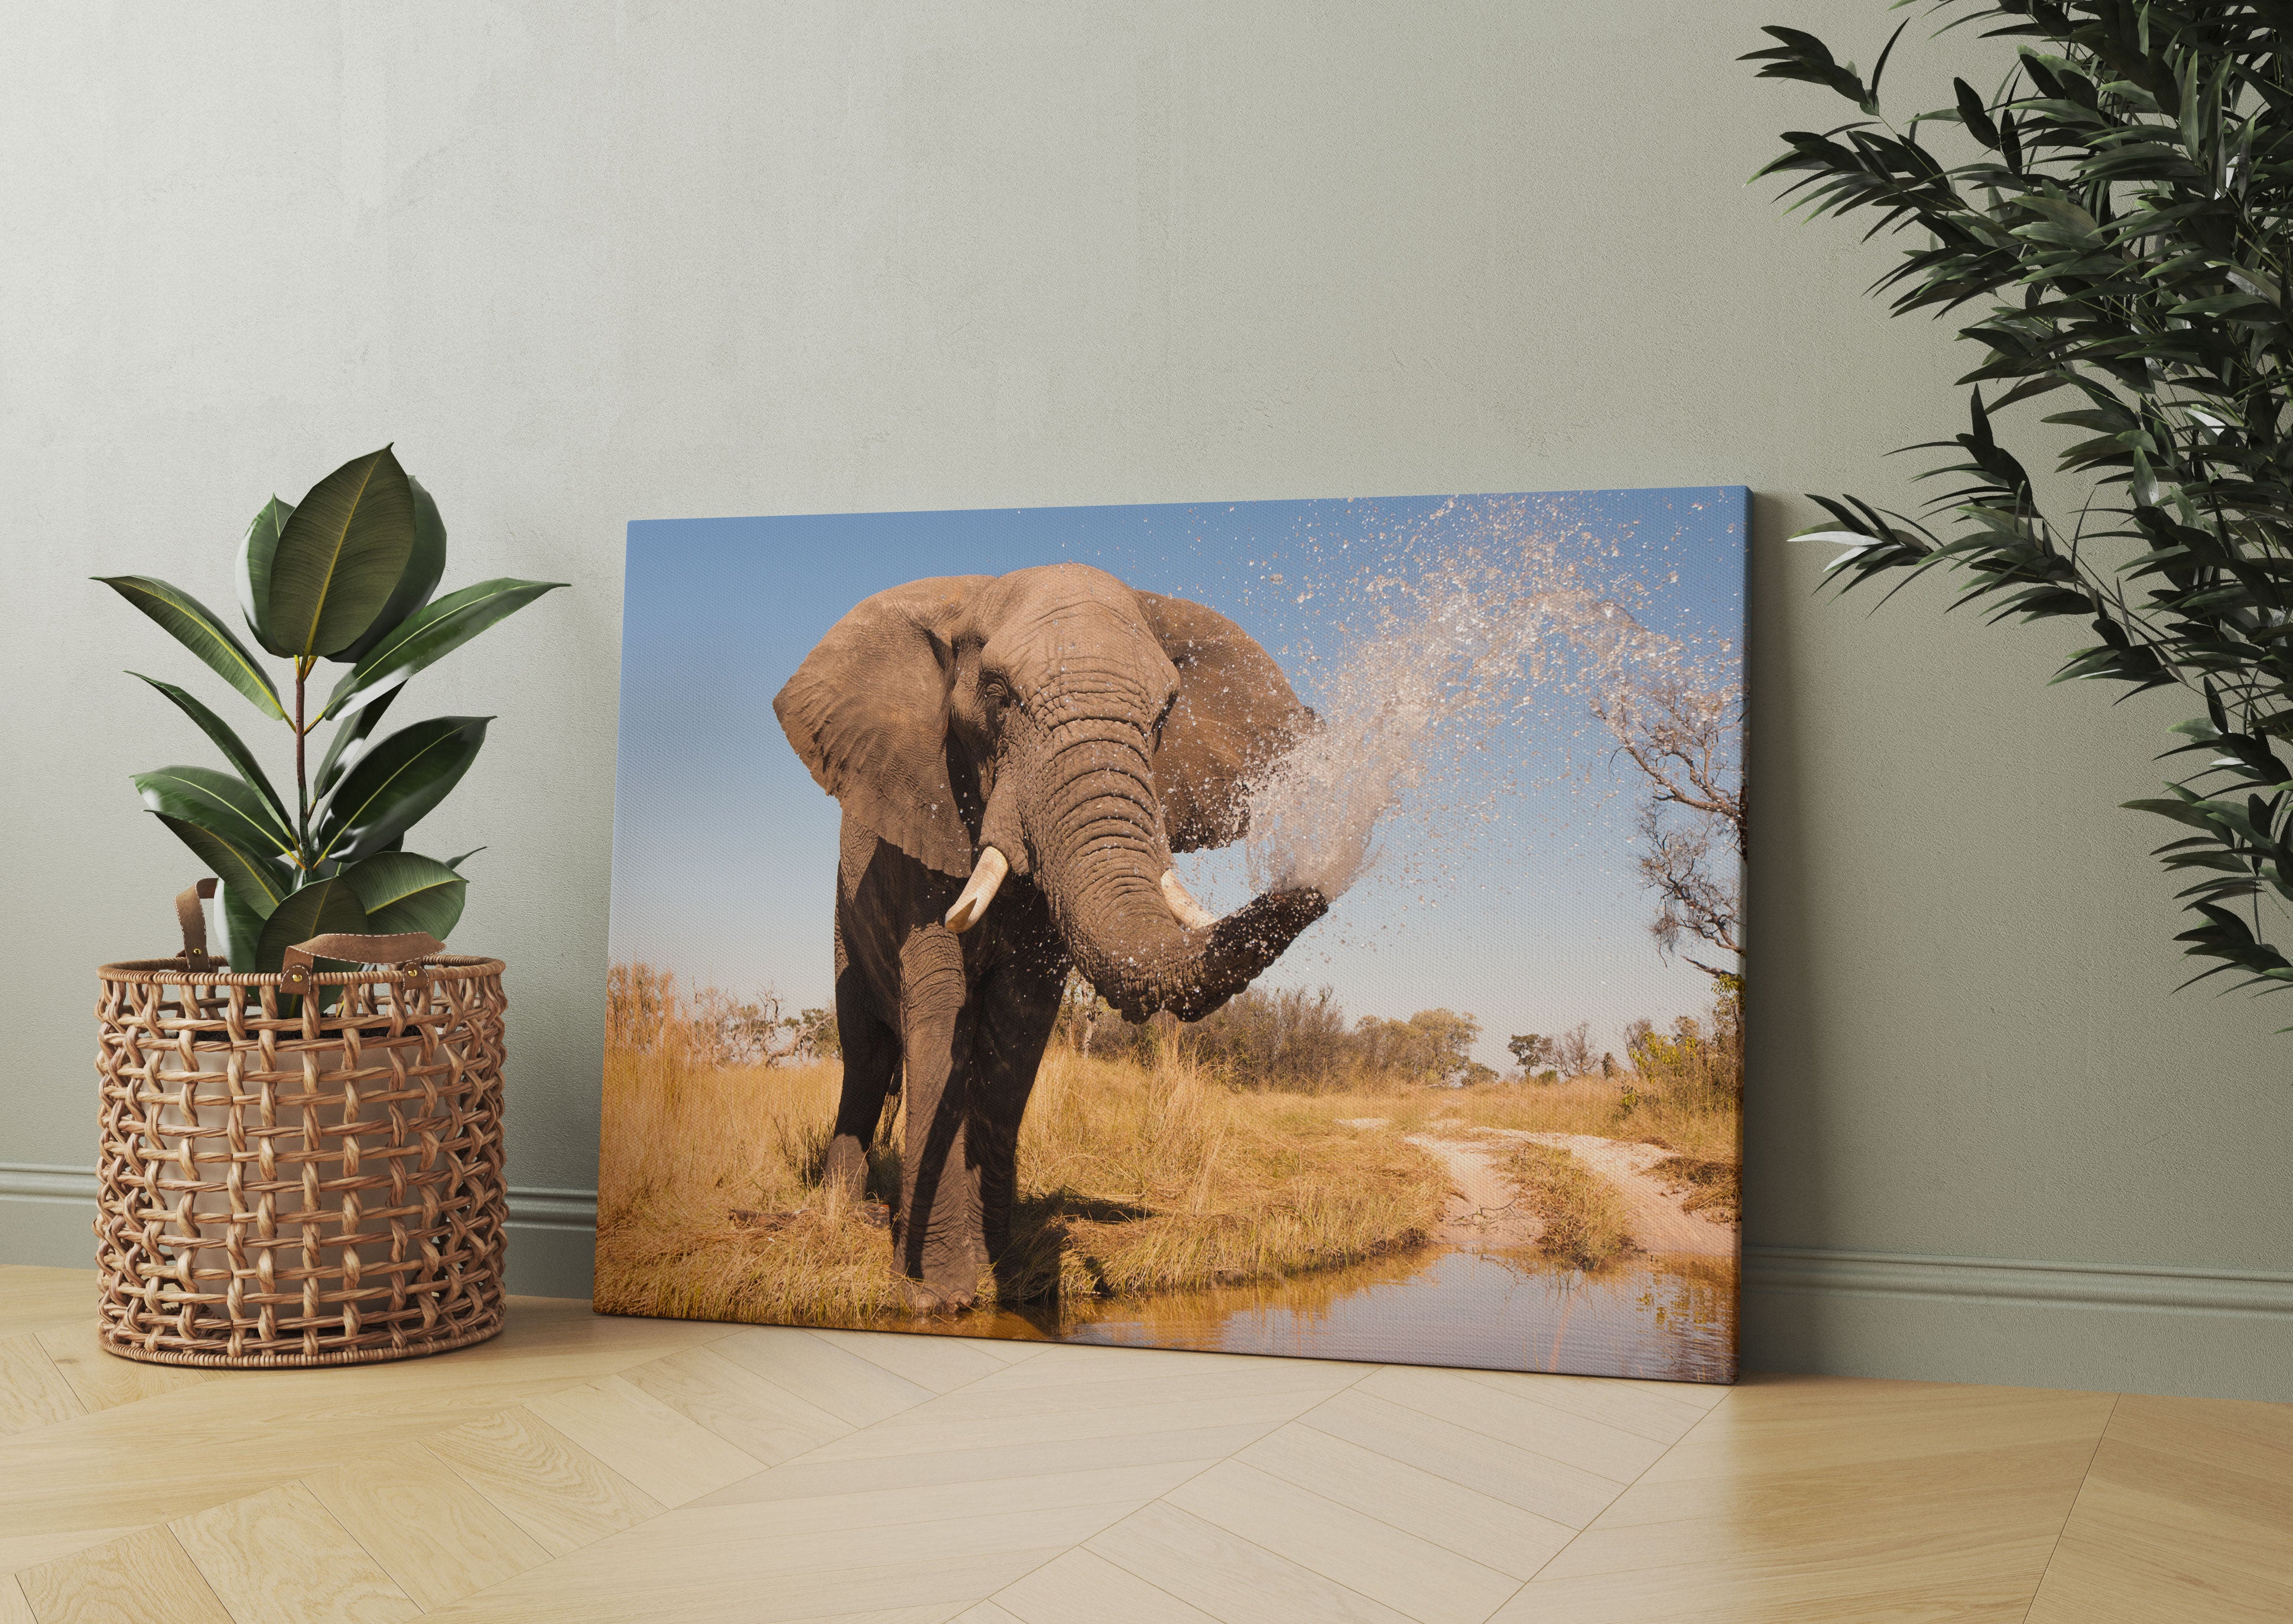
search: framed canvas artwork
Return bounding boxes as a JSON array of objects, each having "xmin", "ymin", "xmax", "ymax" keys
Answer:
[{"xmin": 598, "ymin": 489, "xmax": 1744, "ymax": 1382}]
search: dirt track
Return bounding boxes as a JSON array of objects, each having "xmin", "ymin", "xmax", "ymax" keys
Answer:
[
  {"xmin": 1399, "ymin": 1133, "xmax": 1547, "ymax": 1249},
  {"xmin": 1495, "ymin": 1130, "xmax": 1736, "ymax": 1258},
  {"xmin": 1347, "ymin": 1118, "xmax": 1735, "ymax": 1260}
]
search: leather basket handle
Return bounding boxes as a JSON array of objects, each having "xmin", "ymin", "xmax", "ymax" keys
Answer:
[
  {"xmin": 280, "ymin": 931, "xmax": 447, "ymax": 988},
  {"xmin": 175, "ymin": 880, "xmax": 219, "ymax": 972}
]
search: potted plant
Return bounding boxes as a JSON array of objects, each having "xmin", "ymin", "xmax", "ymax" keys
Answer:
[
  {"xmin": 100, "ymin": 446, "xmax": 562, "ymax": 970},
  {"xmin": 87, "ymin": 447, "xmax": 562, "ymax": 1368}
]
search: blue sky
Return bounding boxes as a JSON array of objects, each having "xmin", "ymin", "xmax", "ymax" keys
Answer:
[{"xmin": 608, "ymin": 488, "xmax": 1744, "ymax": 1066}]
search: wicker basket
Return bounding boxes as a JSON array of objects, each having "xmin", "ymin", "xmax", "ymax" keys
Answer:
[{"xmin": 92, "ymin": 883, "xmax": 509, "ymax": 1367}]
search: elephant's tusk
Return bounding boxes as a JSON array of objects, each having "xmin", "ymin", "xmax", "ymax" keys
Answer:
[
  {"xmin": 944, "ymin": 846, "xmax": 1011, "ymax": 934},
  {"xmin": 1160, "ymin": 870, "xmax": 1220, "ymax": 931}
]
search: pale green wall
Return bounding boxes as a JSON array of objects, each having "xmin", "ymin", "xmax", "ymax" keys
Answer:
[{"xmin": 4, "ymin": 3, "xmax": 2286, "ymax": 1400}]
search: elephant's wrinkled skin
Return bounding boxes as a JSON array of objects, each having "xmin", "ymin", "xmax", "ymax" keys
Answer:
[{"xmin": 774, "ymin": 563, "xmax": 1329, "ymax": 1309}]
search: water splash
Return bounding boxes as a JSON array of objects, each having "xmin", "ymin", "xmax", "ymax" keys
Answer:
[{"xmin": 1242, "ymin": 496, "xmax": 1732, "ymax": 901}]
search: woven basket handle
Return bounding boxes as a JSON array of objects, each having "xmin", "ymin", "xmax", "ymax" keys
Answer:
[
  {"xmin": 174, "ymin": 880, "xmax": 219, "ymax": 971},
  {"xmin": 281, "ymin": 931, "xmax": 447, "ymax": 988}
]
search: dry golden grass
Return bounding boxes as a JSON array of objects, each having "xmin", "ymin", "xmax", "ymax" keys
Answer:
[
  {"xmin": 1221, "ymin": 1076, "xmax": 1740, "ymax": 1165},
  {"xmin": 1001, "ymin": 1046, "xmax": 1447, "ymax": 1301},
  {"xmin": 595, "ymin": 1044, "xmax": 923, "ymax": 1323},
  {"xmin": 1500, "ymin": 1141, "xmax": 1635, "ymax": 1270},
  {"xmin": 1649, "ymin": 1154, "xmax": 1741, "ymax": 1223},
  {"xmin": 1427, "ymin": 1077, "xmax": 1740, "ymax": 1164},
  {"xmin": 592, "ymin": 964, "xmax": 1737, "ymax": 1325},
  {"xmin": 593, "ymin": 1037, "xmax": 1450, "ymax": 1325}
]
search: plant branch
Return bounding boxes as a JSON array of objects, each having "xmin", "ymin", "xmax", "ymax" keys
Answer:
[{"xmin": 294, "ymin": 657, "xmax": 310, "ymax": 865}]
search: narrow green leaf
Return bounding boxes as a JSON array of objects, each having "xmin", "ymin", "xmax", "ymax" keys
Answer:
[
  {"xmin": 335, "ymin": 475, "xmax": 450, "ymax": 665},
  {"xmin": 130, "ymin": 674, "xmax": 290, "ymax": 829},
  {"xmin": 150, "ymin": 814, "xmax": 290, "ymax": 916},
  {"xmin": 1953, "ymin": 78, "xmax": 1999, "ymax": 148},
  {"xmin": 1862, "ymin": 18, "xmax": 1908, "ymax": 114},
  {"xmin": 320, "ymin": 577, "xmax": 567, "ymax": 722},
  {"xmin": 313, "ymin": 716, "xmax": 491, "ymax": 863},
  {"xmin": 268, "ymin": 446, "xmax": 417, "ymax": 659},
  {"xmin": 444, "ymin": 846, "xmax": 484, "ymax": 871},
  {"xmin": 235, "ymin": 496, "xmax": 295, "ymax": 655},
  {"xmin": 135, "ymin": 765, "xmax": 294, "ymax": 856},
  {"xmin": 96, "ymin": 577, "xmax": 286, "ymax": 720},
  {"xmin": 340, "ymin": 850, "xmax": 467, "ymax": 939}
]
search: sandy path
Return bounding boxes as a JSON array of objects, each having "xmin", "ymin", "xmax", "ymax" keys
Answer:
[
  {"xmin": 1398, "ymin": 1134, "xmax": 1545, "ymax": 1250},
  {"xmin": 1493, "ymin": 1130, "xmax": 1736, "ymax": 1258}
]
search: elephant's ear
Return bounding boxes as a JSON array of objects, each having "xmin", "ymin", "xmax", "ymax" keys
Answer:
[
  {"xmin": 775, "ymin": 576, "xmax": 992, "ymax": 878},
  {"xmin": 1135, "ymin": 591, "xmax": 1314, "ymax": 852}
]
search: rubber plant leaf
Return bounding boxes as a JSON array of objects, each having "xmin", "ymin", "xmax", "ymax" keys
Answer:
[
  {"xmin": 267, "ymin": 446, "xmax": 417, "ymax": 660},
  {"xmin": 95, "ymin": 576, "xmax": 286, "ymax": 720},
  {"xmin": 340, "ymin": 850, "xmax": 467, "ymax": 939},
  {"xmin": 254, "ymin": 875, "xmax": 371, "ymax": 978},
  {"xmin": 150, "ymin": 814, "xmax": 290, "ymax": 917},
  {"xmin": 134, "ymin": 765, "xmax": 295, "ymax": 858},
  {"xmin": 235, "ymin": 496, "xmax": 295, "ymax": 656},
  {"xmin": 131, "ymin": 673, "xmax": 291, "ymax": 829},
  {"xmin": 334, "ymin": 475, "xmax": 449, "ymax": 665},
  {"xmin": 217, "ymin": 881, "xmax": 268, "ymax": 971},
  {"xmin": 320, "ymin": 577, "xmax": 567, "ymax": 722},
  {"xmin": 312, "ymin": 684, "xmax": 402, "ymax": 801},
  {"xmin": 313, "ymin": 715, "xmax": 491, "ymax": 864}
]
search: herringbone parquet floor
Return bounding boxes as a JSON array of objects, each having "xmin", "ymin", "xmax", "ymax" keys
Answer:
[{"xmin": 2, "ymin": 1264, "xmax": 2286, "ymax": 1622}]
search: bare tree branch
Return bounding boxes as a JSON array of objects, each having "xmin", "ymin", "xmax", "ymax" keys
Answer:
[{"xmin": 1597, "ymin": 667, "xmax": 1743, "ymax": 977}]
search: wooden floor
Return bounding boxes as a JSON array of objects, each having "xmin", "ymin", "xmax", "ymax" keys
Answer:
[{"xmin": 1, "ymin": 1266, "xmax": 2286, "ymax": 1623}]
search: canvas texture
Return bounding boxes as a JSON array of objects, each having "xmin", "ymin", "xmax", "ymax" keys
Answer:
[{"xmin": 598, "ymin": 490, "xmax": 1745, "ymax": 1382}]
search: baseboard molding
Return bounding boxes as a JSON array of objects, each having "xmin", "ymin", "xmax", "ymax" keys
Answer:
[
  {"xmin": 0, "ymin": 1162, "xmax": 599, "ymax": 1227},
  {"xmin": 1743, "ymin": 1243, "xmax": 2293, "ymax": 1316},
  {"xmin": 7, "ymin": 1164, "xmax": 2286, "ymax": 1395},
  {"xmin": 0, "ymin": 1163, "xmax": 598, "ymax": 1297}
]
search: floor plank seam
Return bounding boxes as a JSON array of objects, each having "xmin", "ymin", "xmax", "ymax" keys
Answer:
[
  {"xmin": 395, "ymin": 1330, "xmax": 1069, "ymax": 1619},
  {"xmin": 1335, "ymin": 1372, "xmax": 1663, "ymax": 1509},
  {"xmin": 1216, "ymin": 1360, "xmax": 1541, "ymax": 1576},
  {"xmin": 1501, "ymin": 1372, "xmax": 1747, "ymax": 1611},
  {"xmin": 163, "ymin": 1525, "xmax": 239, "ymax": 1624},
  {"xmin": 1089, "ymin": 1492, "xmax": 1415, "ymax": 1624},
  {"xmin": 284, "ymin": 1471, "xmax": 421, "ymax": 1620},
  {"xmin": 1044, "ymin": 1359, "xmax": 1440, "ymax": 1624},
  {"xmin": 2015, "ymin": 1389, "xmax": 2121, "ymax": 1624}
]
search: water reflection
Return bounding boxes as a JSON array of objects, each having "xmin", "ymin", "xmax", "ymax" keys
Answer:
[{"xmin": 894, "ymin": 1246, "xmax": 1736, "ymax": 1384}]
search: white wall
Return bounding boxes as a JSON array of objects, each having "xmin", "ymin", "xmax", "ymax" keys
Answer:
[{"xmin": 5, "ymin": 2, "xmax": 2286, "ymax": 1399}]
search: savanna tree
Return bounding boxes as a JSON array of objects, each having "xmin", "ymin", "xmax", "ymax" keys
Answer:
[{"xmin": 1596, "ymin": 670, "xmax": 1746, "ymax": 980}]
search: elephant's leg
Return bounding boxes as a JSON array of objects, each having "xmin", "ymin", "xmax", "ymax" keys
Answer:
[
  {"xmin": 895, "ymin": 927, "xmax": 986, "ymax": 1308},
  {"xmin": 973, "ymin": 957, "xmax": 1067, "ymax": 1282},
  {"xmin": 823, "ymin": 960, "xmax": 898, "ymax": 1206}
]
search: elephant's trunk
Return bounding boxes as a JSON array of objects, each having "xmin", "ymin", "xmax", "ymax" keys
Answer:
[{"xmin": 1027, "ymin": 713, "xmax": 1327, "ymax": 1023}]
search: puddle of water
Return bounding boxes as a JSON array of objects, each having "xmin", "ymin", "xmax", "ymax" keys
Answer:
[{"xmin": 892, "ymin": 1245, "xmax": 1738, "ymax": 1385}]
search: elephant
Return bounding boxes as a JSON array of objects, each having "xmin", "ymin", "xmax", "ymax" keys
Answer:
[{"xmin": 773, "ymin": 561, "xmax": 1330, "ymax": 1310}]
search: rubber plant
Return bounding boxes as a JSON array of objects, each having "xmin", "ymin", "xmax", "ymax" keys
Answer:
[
  {"xmin": 100, "ymin": 447, "xmax": 563, "ymax": 971},
  {"xmin": 1746, "ymin": 3, "xmax": 2293, "ymax": 1005}
]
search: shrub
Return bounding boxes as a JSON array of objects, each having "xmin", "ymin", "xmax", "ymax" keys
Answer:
[{"xmin": 1626, "ymin": 977, "xmax": 1742, "ymax": 1112}]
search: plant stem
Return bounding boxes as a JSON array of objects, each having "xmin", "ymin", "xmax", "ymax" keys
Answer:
[{"xmin": 294, "ymin": 658, "xmax": 309, "ymax": 863}]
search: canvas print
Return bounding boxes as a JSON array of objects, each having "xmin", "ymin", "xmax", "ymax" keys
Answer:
[{"xmin": 598, "ymin": 489, "xmax": 1743, "ymax": 1382}]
